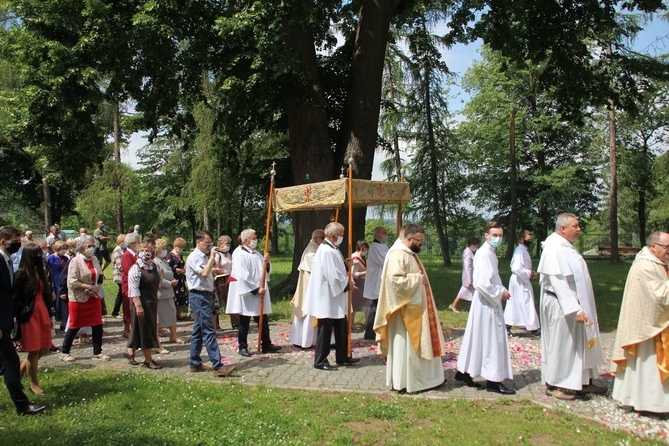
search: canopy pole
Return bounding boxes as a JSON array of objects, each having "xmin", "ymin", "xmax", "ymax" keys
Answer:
[
  {"xmin": 396, "ymin": 167, "xmax": 406, "ymax": 236},
  {"xmin": 257, "ymin": 162, "xmax": 276, "ymax": 353},
  {"xmin": 335, "ymin": 167, "xmax": 346, "ymax": 223},
  {"xmin": 347, "ymin": 157, "xmax": 354, "ymax": 357}
]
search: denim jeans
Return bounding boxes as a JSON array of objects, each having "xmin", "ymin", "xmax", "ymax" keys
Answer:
[{"xmin": 189, "ymin": 291, "xmax": 222, "ymax": 369}]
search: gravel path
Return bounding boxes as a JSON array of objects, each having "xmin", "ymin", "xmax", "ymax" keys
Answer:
[{"xmin": 29, "ymin": 316, "xmax": 668, "ymax": 443}]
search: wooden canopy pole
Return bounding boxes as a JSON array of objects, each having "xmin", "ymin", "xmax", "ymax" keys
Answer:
[
  {"xmin": 347, "ymin": 157, "xmax": 354, "ymax": 357},
  {"xmin": 396, "ymin": 167, "xmax": 405, "ymax": 236},
  {"xmin": 257, "ymin": 162, "xmax": 276, "ymax": 352}
]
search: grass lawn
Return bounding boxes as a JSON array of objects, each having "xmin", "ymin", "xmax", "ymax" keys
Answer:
[{"xmin": 1, "ymin": 369, "xmax": 658, "ymax": 446}]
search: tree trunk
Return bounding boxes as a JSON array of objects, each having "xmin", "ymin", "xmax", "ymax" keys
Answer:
[
  {"xmin": 113, "ymin": 100, "xmax": 124, "ymax": 235},
  {"xmin": 507, "ymin": 106, "xmax": 518, "ymax": 260},
  {"xmin": 609, "ymin": 99, "xmax": 620, "ymax": 263},
  {"xmin": 42, "ymin": 174, "xmax": 51, "ymax": 233},
  {"xmin": 203, "ymin": 205, "xmax": 209, "ymax": 231},
  {"xmin": 638, "ymin": 140, "xmax": 649, "ymax": 246},
  {"xmin": 423, "ymin": 58, "xmax": 451, "ymax": 267},
  {"xmin": 336, "ymin": 0, "xmax": 403, "ymax": 245}
]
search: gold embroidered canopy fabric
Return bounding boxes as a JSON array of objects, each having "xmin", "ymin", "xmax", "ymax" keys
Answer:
[{"xmin": 273, "ymin": 179, "xmax": 411, "ymax": 212}]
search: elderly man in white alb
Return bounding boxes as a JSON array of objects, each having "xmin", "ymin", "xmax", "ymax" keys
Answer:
[
  {"xmin": 455, "ymin": 221, "xmax": 515, "ymax": 395},
  {"xmin": 374, "ymin": 223, "xmax": 444, "ymax": 393},
  {"xmin": 226, "ymin": 228, "xmax": 281, "ymax": 357},
  {"xmin": 363, "ymin": 226, "xmax": 389, "ymax": 340},
  {"xmin": 289, "ymin": 229, "xmax": 326, "ymax": 348},
  {"xmin": 304, "ymin": 222, "xmax": 359, "ymax": 371},
  {"xmin": 504, "ymin": 230, "xmax": 540, "ymax": 337},
  {"xmin": 537, "ymin": 213, "xmax": 606, "ymax": 400},
  {"xmin": 612, "ymin": 231, "xmax": 669, "ymax": 420}
]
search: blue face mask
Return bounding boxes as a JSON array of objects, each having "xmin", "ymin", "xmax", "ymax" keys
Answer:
[{"xmin": 489, "ymin": 236, "xmax": 503, "ymax": 249}]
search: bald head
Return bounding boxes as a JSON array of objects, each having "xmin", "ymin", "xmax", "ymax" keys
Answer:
[{"xmin": 311, "ymin": 229, "xmax": 326, "ymax": 245}]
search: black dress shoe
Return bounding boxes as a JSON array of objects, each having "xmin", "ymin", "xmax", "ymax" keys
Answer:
[
  {"xmin": 486, "ymin": 381, "xmax": 516, "ymax": 395},
  {"xmin": 261, "ymin": 345, "xmax": 282, "ymax": 354},
  {"xmin": 239, "ymin": 348, "xmax": 251, "ymax": 357},
  {"xmin": 454, "ymin": 371, "xmax": 481, "ymax": 388},
  {"xmin": 314, "ymin": 363, "xmax": 339, "ymax": 371},
  {"xmin": 17, "ymin": 403, "xmax": 46, "ymax": 416},
  {"xmin": 336, "ymin": 357, "xmax": 361, "ymax": 366}
]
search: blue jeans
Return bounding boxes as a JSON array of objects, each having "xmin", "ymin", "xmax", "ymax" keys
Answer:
[{"xmin": 189, "ymin": 291, "xmax": 222, "ymax": 369}]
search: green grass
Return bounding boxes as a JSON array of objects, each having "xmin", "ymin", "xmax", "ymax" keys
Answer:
[{"xmin": 0, "ymin": 369, "xmax": 657, "ymax": 446}]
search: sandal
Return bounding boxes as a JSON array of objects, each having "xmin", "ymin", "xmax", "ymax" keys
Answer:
[
  {"xmin": 123, "ymin": 352, "xmax": 139, "ymax": 366},
  {"xmin": 143, "ymin": 360, "xmax": 162, "ymax": 370}
]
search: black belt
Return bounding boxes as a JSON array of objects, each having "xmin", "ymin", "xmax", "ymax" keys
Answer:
[
  {"xmin": 544, "ymin": 290, "xmax": 557, "ymax": 297},
  {"xmin": 191, "ymin": 290, "xmax": 214, "ymax": 296}
]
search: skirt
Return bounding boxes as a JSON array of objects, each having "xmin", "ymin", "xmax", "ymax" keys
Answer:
[
  {"xmin": 69, "ymin": 298, "xmax": 103, "ymax": 329},
  {"xmin": 20, "ymin": 295, "xmax": 52, "ymax": 352}
]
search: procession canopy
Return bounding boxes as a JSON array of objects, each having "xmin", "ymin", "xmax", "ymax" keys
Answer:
[{"xmin": 273, "ymin": 179, "xmax": 410, "ymax": 212}]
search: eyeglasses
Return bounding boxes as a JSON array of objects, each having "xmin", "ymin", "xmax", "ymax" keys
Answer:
[
  {"xmin": 655, "ymin": 243, "xmax": 669, "ymax": 251},
  {"xmin": 410, "ymin": 237, "xmax": 425, "ymax": 244}
]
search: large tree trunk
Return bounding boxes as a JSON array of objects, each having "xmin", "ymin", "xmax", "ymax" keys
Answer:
[
  {"xmin": 336, "ymin": 0, "xmax": 403, "ymax": 244},
  {"xmin": 507, "ymin": 106, "xmax": 518, "ymax": 260}
]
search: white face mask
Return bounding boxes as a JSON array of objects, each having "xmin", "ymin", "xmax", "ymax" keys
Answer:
[
  {"xmin": 334, "ymin": 235, "xmax": 343, "ymax": 246},
  {"xmin": 85, "ymin": 247, "xmax": 96, "ymax": 257},
  {"xmin": 249, "ymin": 239, "xmax": 258, "ymax": 250},
  {"xmin": 59, "ymin": 249, "xmax": 67, "ymax": 256},
  {"xmin": 159, "ymin": 249, "xmax": 168, "ymax": 258},
  {"xmin": 174, "ymin": 247, "xmax": 183, "ymax": 255},
  {"xmin": 221, "ymin": 246, "xmax": 230, "ymax": 253}
]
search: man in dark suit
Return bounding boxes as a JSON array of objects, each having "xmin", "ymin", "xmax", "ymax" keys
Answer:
[{"xmin": 0, "ymin": 225, "xmax": 45, "ymax": 415}]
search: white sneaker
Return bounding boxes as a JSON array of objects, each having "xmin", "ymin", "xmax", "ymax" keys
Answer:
[
  {"xmin": 60, "ymin": 353, "xmax": 75, "ymax": 363},
  {"xmin": 92, "ymin": 354, "xmax": 111, "ymax": 361}
]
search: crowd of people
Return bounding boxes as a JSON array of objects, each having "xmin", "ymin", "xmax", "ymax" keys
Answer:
[{"xmin": 0, "ymin": 213, "xmax": 666, "ymax": 420}]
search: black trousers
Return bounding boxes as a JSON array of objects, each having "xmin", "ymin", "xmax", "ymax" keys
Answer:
[
  {"xmin": 61, "ymin": 325, "xmax": 103, "ymax": 356},
  {"xmin": 111, "ymin": 283, "xmax": 123, "ymax": 316},
  {"xmin": 364, "ymin": 300, "xmax": 377, "ymax": 340},
  {"xmin": 0, "ymin": 329, "xmax": 29, "ymax": 411},
  {"xmin": 237, "ymin": 315, "xmax": 271, "ymax": 350},
  {"xmin": 314, "ymin": 317, "xmax": 348, "ymax": 367}
]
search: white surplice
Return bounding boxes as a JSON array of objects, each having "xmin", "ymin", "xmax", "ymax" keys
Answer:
[
  {"xmin": 304, "ymin": 240, "xmax": 348, "ymax": 319},
  {"xmin": 363, "ymin": 240, "xmax": 389, "ymax": 301},
  {"xmin": 456, "ymin": 242, "xmax": 513, "ymax": 382},
  {"xmin": 504, "ymin": 244, "xmax": 540, "ymax": 330},
  {"xmin": 226, "ymin": 246, "xmax": 272, "ymax": 316},
  {"xmin": 289, "ymin": 240, "xmax": 319, "ymax": 347},
  {"xmin": 456, "ymin": 247, "xmax": 475, "ymax": 301},
  {"xmin": 537, "ymin": 232, "xmax": 603, "ymax": 391}
]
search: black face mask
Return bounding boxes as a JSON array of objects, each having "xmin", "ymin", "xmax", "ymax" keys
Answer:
[
  {"xmin": 522, "ymin": 240, "xmax": 532, "ymax": 248},
  {"xmin": 7, "ymin": 241, "xmax": 21, "ymax": 254}
]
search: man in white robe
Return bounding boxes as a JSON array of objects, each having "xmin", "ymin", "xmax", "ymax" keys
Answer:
[
  {"xmin": 449, "ymin": 237, "xmax": 480, "ymax": 313},
  {"xmin": 226, "ymin": 229, "xmax": 281, "ymax": 357},
  {"xmin": 612, "ymin": 231, "xmax": 669, "ymax": 419},
  {"xmin": 455, "ymin": 221, "xmax": 515, "ymax": 394},
  {"xmin": 304, "ymin": 222, "xmax": 359, "ymax": 370},
  {"xmin": 537, "ymin": 213, "xmax": 605, "ymax": 401},
  {"xmin": 504, "ymin": 230, "xmax": 540, "ymax": 336},
  {"xmin": 289, "ymin": 229, "xmax": 325, "ymax": 348},
  {"xmin": 374, "ymin": 224, "xmax": 445, "ymax": 393},
  {"xmin": 363, "ymin": 226, "xmax": 389, "ymax": 340}
]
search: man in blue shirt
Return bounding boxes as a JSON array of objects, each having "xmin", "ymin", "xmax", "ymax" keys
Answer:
[{"xmin": 186, "ymin": 230, "xmax": 236, "ymax": 377}]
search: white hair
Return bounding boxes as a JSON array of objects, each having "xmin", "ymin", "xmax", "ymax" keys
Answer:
[
  {"xmin": 555, "ymin": 213, "xmax": 577, "ymax": 232},
  {"xmin": 125, "ymin": 232, "xmax": 139, "ymax": 245},
  {"xmin": 75, "ymin": 234, "xmax": 95, "ymax": 252},
  {"xmin": 324, "ymin": 222, "xmax": 344, "ymax": 237},
  {"xmin": 240, "ymin": 229, "xmax": 256, "ymax": 242}
]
